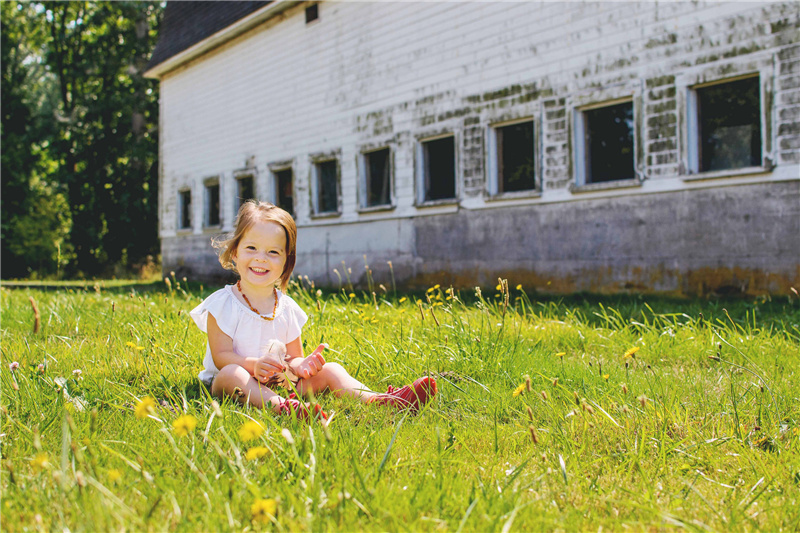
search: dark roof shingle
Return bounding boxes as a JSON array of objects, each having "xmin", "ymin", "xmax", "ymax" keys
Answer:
[{"xmin": 146, "ymin": 1, "xmax": 272, "ymax": 72}]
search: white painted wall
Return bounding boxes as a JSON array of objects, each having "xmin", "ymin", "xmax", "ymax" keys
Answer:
[{"xmin": 156, "ymin": 1, "xmax": 800, "ymax": 292}]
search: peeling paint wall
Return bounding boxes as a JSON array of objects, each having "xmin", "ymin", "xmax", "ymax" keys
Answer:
[{"xmin": 158, "ymin": 1, "xmax": 800, "ymax": 295}]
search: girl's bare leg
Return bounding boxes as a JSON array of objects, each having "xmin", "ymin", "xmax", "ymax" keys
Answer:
[
  {"xmin": 296, "ymin": 362, "xmax": 377, "ymax": 403},
  {"xmin": 211, "ymin": 364, "xmax": 283, "ymax": 411}
]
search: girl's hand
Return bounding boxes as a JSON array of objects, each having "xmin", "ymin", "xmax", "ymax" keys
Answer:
[
  {"xmin": 254, "ymin": 354, "xmax": 285, "ymax": 383},
  {"xmin": 294, "ymin": 345, "xmax": 326, "ymax": 379}
]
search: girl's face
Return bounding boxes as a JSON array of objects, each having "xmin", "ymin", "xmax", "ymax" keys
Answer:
[{"xmin": 233, "ymin": 219, "xmax": 287, "ymax": 291}]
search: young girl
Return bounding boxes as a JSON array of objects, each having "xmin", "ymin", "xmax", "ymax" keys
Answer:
[{"xmin": 190, "ymin": 200, "xmax": 436, "ymax": 421}]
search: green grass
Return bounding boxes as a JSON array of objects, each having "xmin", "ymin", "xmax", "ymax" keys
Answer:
[{"xmin": 1, "ymin": 279, "xmax": 799, "ymax": 531}]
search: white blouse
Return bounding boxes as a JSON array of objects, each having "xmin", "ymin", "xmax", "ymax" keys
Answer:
[{"xmin": 190, "ymin": 284, "xmax": 308, "ymax": 385}]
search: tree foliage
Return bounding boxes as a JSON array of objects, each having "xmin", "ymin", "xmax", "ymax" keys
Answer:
[{"xmin": 1, "ymin": 1, "xmax": 162, "ymax": 278}]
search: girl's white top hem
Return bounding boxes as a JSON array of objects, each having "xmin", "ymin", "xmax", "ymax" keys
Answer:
[{"xmin": 189, "ymin": 284, "xmax": 308, "ymax": 385}]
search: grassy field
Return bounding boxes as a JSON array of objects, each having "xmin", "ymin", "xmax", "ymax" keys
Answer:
[{"xmin": 1, "ymin": 277, "xmax": 799, "ymax": 532}]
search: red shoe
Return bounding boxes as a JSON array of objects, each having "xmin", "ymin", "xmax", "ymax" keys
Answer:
[
  {"xmin": 279, "ymin": 393, "xmax": 327, "ymax": 422},
  {"xmin": 371, "ymin": 376, "xmax": 437, "ymax": 412}
]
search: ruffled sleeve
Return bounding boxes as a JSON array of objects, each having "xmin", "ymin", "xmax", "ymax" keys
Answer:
[
  {"xmin": 189, "ymin": 288, "xmax": 240, "ymax": 339},
  {"xmin": 281, "ymin": 295, "xmax": 308, "ymax": 342}
]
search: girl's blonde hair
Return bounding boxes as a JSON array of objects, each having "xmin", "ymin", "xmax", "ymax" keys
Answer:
[{"xmin": 214, "ymin": 201, "xmax": 297, "ymax": 291}]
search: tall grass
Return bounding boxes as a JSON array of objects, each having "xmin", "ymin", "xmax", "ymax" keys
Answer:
[{"xmin": 1, "ymin": 279, "xmax": 798, "ymax": 531}]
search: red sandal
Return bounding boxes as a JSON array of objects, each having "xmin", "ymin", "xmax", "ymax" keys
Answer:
[
  {"xmin": 371, "ymin": 376, "xmax": 437, "ymax": 412},
  {"xmin": 279, "ymin": 393, "xmax": 327, "ymax": 422}
]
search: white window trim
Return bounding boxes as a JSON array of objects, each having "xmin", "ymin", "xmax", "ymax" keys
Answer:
[
  {"xmin": 358, "ymin": 146, "xmax": 395, "ymax": 212},
  {"xmin": 677, "ymin": 53, "xmax": 776, "ymax": 180},
  {"xmin": 203, "ymin": 176, "xmax": 221, "ymax": 229},
  {"xmin": 487, "ymin": 117, "xmax": 540, "ymax": 198},
  {"xmin": 415, "ymin": 133, "xmax": 459, "ymax": 206},
  {"xmin": 310, "ymin": 158, "xmax": 341, "ymax": 218},
  {"xmin": 177, "ymin": 187, "xmax": 193, "ymax": 232},
  {"xmin": 233, "ymin": 168, "xmax": 257, "ymax": 215},
  {"xmin": 573, "ymin": 96, "xmax": 638, "ymax": 188},
  {"xmin": 268, "ymin": 164, "xmax": 294, "ymax": 215}
]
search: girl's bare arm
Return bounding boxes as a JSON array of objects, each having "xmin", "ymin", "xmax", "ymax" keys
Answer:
[{"xmin": 207, "ymin": 314, "xmax": 283, "ymax": 382}]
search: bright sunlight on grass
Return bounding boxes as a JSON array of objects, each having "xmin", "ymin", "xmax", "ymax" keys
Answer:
[{"xmin": 1, "ymin": 277, "xmax": 799, "ymax": 531}]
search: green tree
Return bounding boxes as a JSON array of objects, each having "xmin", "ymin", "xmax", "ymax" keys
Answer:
[
  {"xmin": 1, "ymin": 1, "xmax": 162, "ymax": 278},
  {"xmin": 1, "ymin": 2, "xmax": 72, "ymax": 278}
]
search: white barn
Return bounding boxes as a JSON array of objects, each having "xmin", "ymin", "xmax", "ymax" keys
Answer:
[{"xmin": 145, "ymin": 1, "xmax": 800, "ymax": 296}]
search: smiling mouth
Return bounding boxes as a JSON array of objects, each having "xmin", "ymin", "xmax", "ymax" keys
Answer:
[{"xmin": 250, "ymin": 267, "xmax": 269, "ymax": 274}]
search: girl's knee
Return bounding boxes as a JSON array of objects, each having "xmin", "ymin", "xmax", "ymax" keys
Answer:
[
  {"xmin": 212, "ymin": 364, "xmax": 252, "ymax": 395},
  {"xmin": 322, "ymin": 361, "xmax": 345, "ymax": 374}
]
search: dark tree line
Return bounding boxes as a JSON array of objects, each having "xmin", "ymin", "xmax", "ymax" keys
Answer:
[{"xmin": 1, "ymin": 1, "xmax": 163, "ymax": 279}]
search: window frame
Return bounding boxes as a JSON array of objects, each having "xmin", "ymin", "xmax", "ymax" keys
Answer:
[
  {"xmin": 357, "ymin": 145, "xmax": 395, "ymax": 212},
  {"xmin": 573, "ymin": 96, "xmax": 639, "ymax": 188},
  {"xmin": 177, "ymin": 188, "xmax": 192, "ymax": 232},
  {"xmin": 269, "ymin": 164, "xmax": 295, "ymax": 218},
  {"xmin": 203, "ymin": 177, "xmax": 221, "ymax": 229},
  {"xmin": 415, "ymin": 133, "xmax": 459, "ymax": 206},
  {"xmin": 486, "ymin": 117, "xmax": 540, "ymax": 198},
  {"xmin": 310, "ymin": 156, "xmax": 341, "ymax": 218},
  {"xmin": 233, "ymin": 172, "xmax": 256, "ymax": 215},
  {"xmin": 677, "ymin": 54, "xmax": 775, "ymax": 181}
]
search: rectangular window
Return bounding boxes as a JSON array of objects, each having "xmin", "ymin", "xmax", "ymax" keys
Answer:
[
  {"xmin": 494, "ymin": 121, "xmax": 535, "ymax": 193},
  {"xmin": 205, "ymin": 182, "xmax": 220, "ymax": 227},
  {"xmin": 236, "ymin": 176, "xmax": 254, "ymax": 212},
  {"xmin": 274, "ymin": 168, "xmax": 294, "ymax": 217},
  {"xmin": 420, "ymin": 136, "xmax": 456, "ymax": 202},
  {"xmin": 362, "ymin": 147, "xmax": 392, "ymax": 207},
  {"xmin": 695, "ymin": 76, "xmax": 761, "ymax": 172},
  {"xmin": 305, "ymin": 3, "xmax": 318, "ymax": 23},
  {"xmin": 580, "ymin": 101, "xmax": 635, "ymax": 183},
  {"xmin": 313, "ymin": 160, "xmax": 339, "ymax": 215},
  {"xmin": 178, "ymin": 189, "xmax": 191, "ymax": 230}
]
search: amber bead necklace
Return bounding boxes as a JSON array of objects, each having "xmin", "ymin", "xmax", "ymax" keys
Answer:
[{"xmin": 237, "ymin": 280, "xmax": 278, "ymax": 321}]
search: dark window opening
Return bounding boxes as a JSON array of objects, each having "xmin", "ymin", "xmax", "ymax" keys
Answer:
[
  {"xmin": 305, "ymin": 4, "xmax": 318, "ymax": 24},
  {"xmin": 236, "ymin": 176, "xmax": 254, "ymax": 211},
  {"xmin": 365, "ymin": 148, "xmax": 391, "ymax": 207},
  {"xmin": 179, "ymin": 190, "xmax": 191, "ymax": 229},
  {"xmin": 496, "ymin": 122, "xmax": 535, "ymax": 193},
  {"xmin": 206, "ymin": 183, "xmax": 220, "ymax": 226},
  {"xmin": 584, "ymin": 102, "xmax": 634, "ymax": 183},
  {"xmin": 697, "ymin": 76, "xmax": 761, "ymax": 172},
  {"xmin": 275, "ymin": 169, "xmax": 294, "ymax": 217},
  {"xmin": 316, "ymin": 160, "xmax": 338, "ymax": 214},
  {"xmin": 422, "ymin": 137, "xmax": 456, "ymax": 201}
]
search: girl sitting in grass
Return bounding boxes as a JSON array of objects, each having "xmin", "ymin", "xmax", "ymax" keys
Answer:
[{"xmin": 190, "ymin": 200, "xmax": 436, "ymax": 421}]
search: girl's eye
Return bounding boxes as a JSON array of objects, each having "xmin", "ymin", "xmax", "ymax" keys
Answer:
[{"xmin": 246, "ymin": 246, "xmax": 256, "ymax": 250}]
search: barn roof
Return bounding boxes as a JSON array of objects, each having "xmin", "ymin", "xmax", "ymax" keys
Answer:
[{"xmin": 145, "ymin": 1, "xmax": 274, "ymax": 77}]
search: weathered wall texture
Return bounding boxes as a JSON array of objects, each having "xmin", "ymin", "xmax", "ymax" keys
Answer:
[{"xmin": 158, "ymin": 1, "xmax": 800, "ymax": 295}]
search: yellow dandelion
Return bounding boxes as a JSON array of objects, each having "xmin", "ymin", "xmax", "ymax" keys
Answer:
[
  {"xmin": 107, "ymin": 469, "xmax": 122, "ymax": 484},
  {"xmin": 433, "ymin": 284, "xmax": 440, "ymax": 289},
  {"xmin": 399, "ymin": 297, "xmax": 407, "ymax": 303},
  {"xmin": 135, "ymin": 346, "xmax": 144, "ymax": 351},
  {"xmin": 516, "ymin": 284, "xmax": 522, "ymax": 290},
  {"xmin": 30, "ymin": 453, "xmax": 49, "ymax": 472},
  {"xmin": 251, "ymin": 498, "xmax": 278, "ymax": 523},
  {"xmin": 245, "ymin": 446, "xmax": 270, "ymax": 461},
  {"xmin": 603, "ymin": 374, "xmax": 610, "ymax": 381},
  {"xmin": 512, "ymin": 382, "xmax": 526, "ymax": 397},
  {"xmin": 623, "ymin": 347, "xmax": 640, "ymax": 359},
  {"xmin": 426, "ymin": 287, "xmax": 435, "ymax": 293},
  {"xmin": 238, "ymin": 420, "xmax": 265, "ymax": 442},
  {"xmin": 126, "ymin": 341, "xmax": 136, "ymax": 348},
  {"xmin": 496, "ymin": 284, "xmax": 502, "ymax": 291},
  {"xmin": 348, "ymin": 293, "xmax": 355, "ymax": 298},
  {"xmin": 172, "ymin": 414, "xmax": 197, "ymax": 437},
  {"xmin": 135, "ymin": 397, "xmax": 157, "ymax": 419},
  {"xmin": 555, "ymin": 352, "xmax": 566, "ymax": 358}
]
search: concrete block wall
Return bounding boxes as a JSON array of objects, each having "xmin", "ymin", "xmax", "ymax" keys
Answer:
[{"xmin": 157, "ymin": 1, "xmax": 800, "ymax": 295}]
